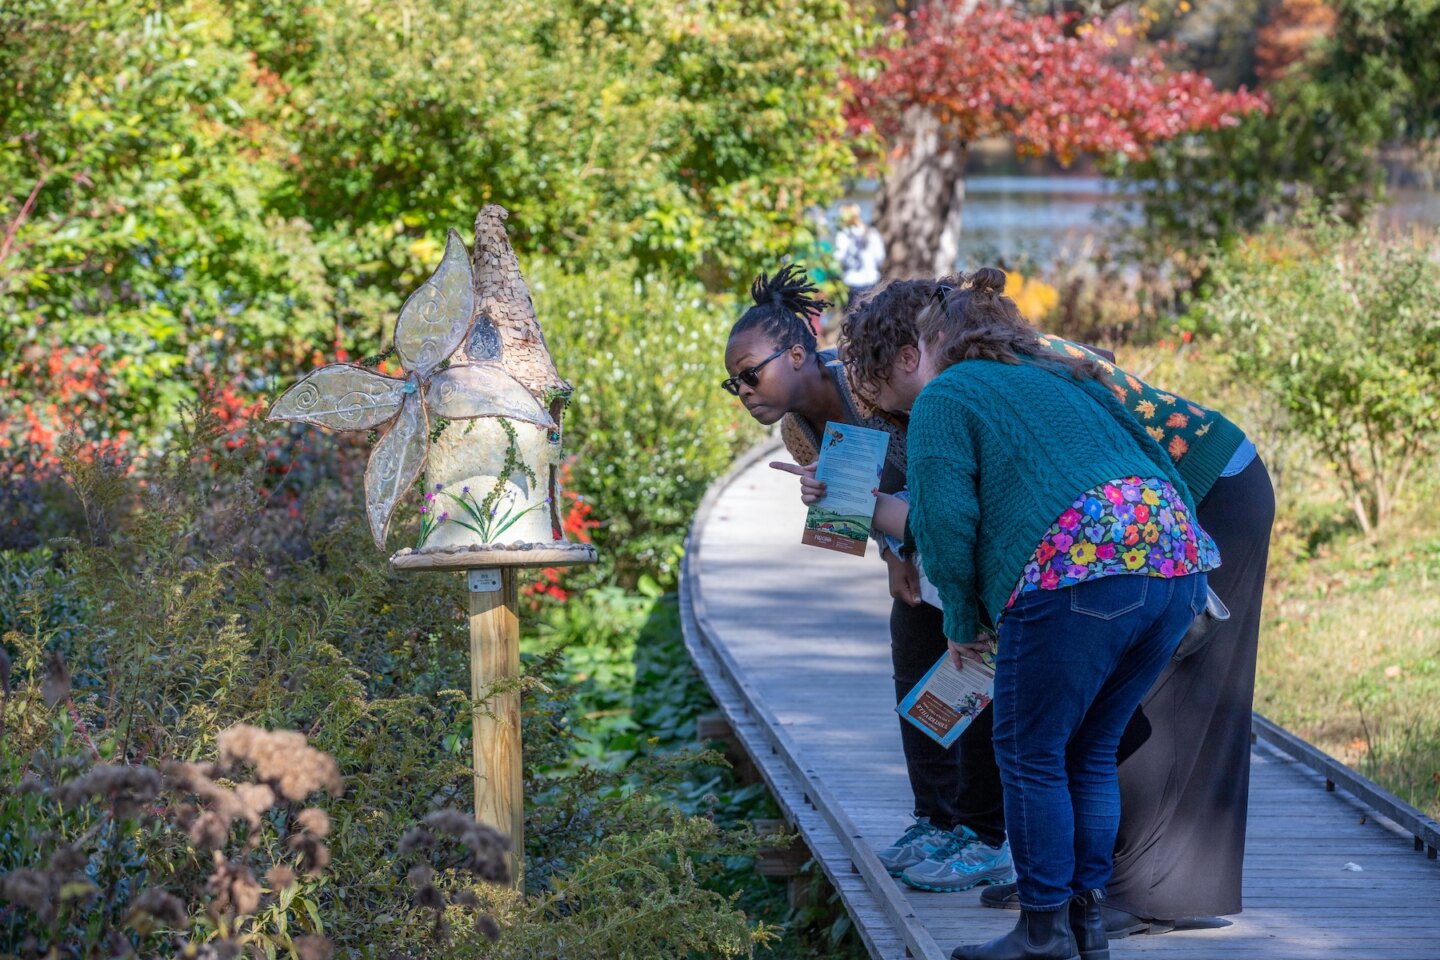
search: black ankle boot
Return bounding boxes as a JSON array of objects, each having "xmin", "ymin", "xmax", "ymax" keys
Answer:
[
  {"xmin": 1068, "ymin": 890, "xmax": 1108, "ymax": 960},
  {"xmin": 949, "ymin": 908, "xmax": 1080, "ymax": 960}
]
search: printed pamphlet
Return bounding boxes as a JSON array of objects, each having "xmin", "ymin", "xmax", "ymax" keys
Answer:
[
  {"xmin": 800, "ymin": 421, "xmax": 890, "ymax": 557},
  {"xmin": 897, "ymin": 646, "xmax": 996, "ymax": 748}
]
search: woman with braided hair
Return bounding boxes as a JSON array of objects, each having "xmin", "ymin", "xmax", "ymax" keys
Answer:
[{"xmin": 723, "ymin": 269, "xmax": 1006, "ymax": 881}]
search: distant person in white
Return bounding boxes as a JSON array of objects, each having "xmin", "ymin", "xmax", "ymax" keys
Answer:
[{"xmin": 834, "ymin": 203, "xmax": 885, "ymax": 304}]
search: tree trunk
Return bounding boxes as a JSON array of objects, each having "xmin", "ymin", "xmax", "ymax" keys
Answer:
[{"xmin": 874, "ymin": 105, "xmax": 968, "ymax": 278}]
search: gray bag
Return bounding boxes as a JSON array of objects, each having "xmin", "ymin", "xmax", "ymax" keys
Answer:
[{"xmin": 1173, "ymin": 585, "xmax": 1230, "ymax": 661}]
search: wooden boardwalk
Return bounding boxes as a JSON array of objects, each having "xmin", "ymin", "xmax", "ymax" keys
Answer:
[{"xmin": 680, "ymin": 444, "xmax": 1440, "ymax": 960}]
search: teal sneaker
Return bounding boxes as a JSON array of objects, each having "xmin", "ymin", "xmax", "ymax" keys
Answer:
[
  {"xmin": 899, "ymin": 838, "xmax": 1016, "ymax": 892},
  {"xmin": 875, "ymin": 819, "xmax": 963, "ymax": 876}
]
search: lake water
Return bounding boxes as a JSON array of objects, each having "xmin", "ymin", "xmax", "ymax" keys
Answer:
[{"xmin": 839, "ymin": 175, "xmax": 1440, "ymax": 271}]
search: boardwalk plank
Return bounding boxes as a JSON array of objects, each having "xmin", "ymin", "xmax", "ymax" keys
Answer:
[{"xmin": 683, "ymin": 447, "xmax": 1440, "ymax": 960}]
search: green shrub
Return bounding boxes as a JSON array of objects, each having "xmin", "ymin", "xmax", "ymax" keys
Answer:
[
  {"xmin": 1, "ymin": 405, "xmax": 785, "ymax": 956},
  {"xmin": 535, "ymin": 264, "xmax": 762, "ymax": 590},
  {"xmin": 1197, "ymin": 213, "xmax": 1440, "ymax": 533}
]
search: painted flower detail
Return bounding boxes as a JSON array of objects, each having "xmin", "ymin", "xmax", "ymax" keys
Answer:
[{"xmin": 267, "ymin": 231, "xmax": 556, "ymax": 548}]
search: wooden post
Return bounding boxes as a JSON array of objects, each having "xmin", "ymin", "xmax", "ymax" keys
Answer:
[{"xmin": 467, "ymin": 567, "xmax": 523, "ymax": 887}]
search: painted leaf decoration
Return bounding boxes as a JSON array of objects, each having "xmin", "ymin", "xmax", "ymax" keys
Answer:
[
  {"xmin": 393, "ymin": 229, "xmax": 476, "ymax": 379},
  {"xmin": 364, "ymin": 393, "xmax": 428, "ymax": 549},
  {"xmin": 266, "ymin": 364, "xmax": 407, "ymax": 431},
  {"xmin": 425, "ymin": 363, "xmax": 555, "ymax": 430}
]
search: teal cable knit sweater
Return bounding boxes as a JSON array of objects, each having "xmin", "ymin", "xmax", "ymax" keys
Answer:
[{"xmin": 906, "ymin": 358, "xmax": 1201, "ymax": 646}]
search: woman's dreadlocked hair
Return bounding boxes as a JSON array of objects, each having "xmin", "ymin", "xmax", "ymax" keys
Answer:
[
  {"xmin": 916, "ymin": 268, "xmax": 1104, "ymax": 383},
  {"xmin": 729, "ymin": 263, "xmax": 830, "ymax": 354}
]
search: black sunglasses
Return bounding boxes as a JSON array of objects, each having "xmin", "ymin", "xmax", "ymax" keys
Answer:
[
  {"xmin": 721, "ymin": 346, "xmax": 790, "ymax": 396},
  {"xmin": 932, "ymin": 283, "xmax": 955, "ymax": 304}
]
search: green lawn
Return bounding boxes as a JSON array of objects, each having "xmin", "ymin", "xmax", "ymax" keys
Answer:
[{"xmin": 1117, "ymin": 343, "xmax": 1440, "ymax": 818}]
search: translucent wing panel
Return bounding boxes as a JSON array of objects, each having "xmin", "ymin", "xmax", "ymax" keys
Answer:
[
  {"xmin": 364, "ymin": 393, "xmax": 428, "ymax": 549},
  {"xmin": 266, "ymin": 365, "xmax": 407, "ymax": 431},
  {"xmin": 393, "ymin": 229, "xmax": 476, "ymax": 379},
  {"xmin": 426, "ymin": 364, "xmax": 554, "ymax": 430}
]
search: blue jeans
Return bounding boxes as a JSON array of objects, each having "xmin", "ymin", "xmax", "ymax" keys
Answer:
[{"xmin": 992, "ymin": 572, "xmax": 1207, "ymax": 911}]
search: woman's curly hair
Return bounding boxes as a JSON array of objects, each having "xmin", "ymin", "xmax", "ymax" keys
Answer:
[
  {"xmin": 838, "ymin": 279, "xmax": 940, "ymax": 413},
  {"xmin": 916, "ymin": 268, "xmax": 1103, "ymax": 382}
]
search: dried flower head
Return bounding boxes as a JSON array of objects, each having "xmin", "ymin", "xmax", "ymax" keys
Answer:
[
  {"xmin": 296, "ymin": 807, "xmax": 331, "ymax": 837},
  {"xmin": 126, "ymin": 888, "xmax": 186, "ymax": 928},
  {"xmin": 419, "ymin": 809, "xmax": 511, "ymax": 884},
  {"xmin": 408, "ymin": 863, "xmax": 445, "ymax": 912},
  {"xmin": 0, "ymin": 868, "xmax": 59, "ymax": 921},
  {"xmin": 397, "ymin": 826, "xmax": 436, "ymax": 856},
  {"xmin": 286, "ymin": 832, "xmax": 332, "ymax": 875},
  {"xmin": 206, "ymin": 856, "xmax": 262, "ymax": 919},
  {"xmin": 215, "ymin": 725, "xmax": 343, "ymax": 801},
  {"xmin": 188, "ymin": 810, "xmax": 232, "ymax": 851},
  {"xmin": 41, "ymin": 650, "xmax": 71, "ymax": 707},
  {"xmin": 265, "ymin": 865, "xmax": 296, "ymax": 890},
  {"xmin": 50, "ymin": 843, "xmax": 88, "ymax": 874},
  {"xmin": 56, "ymin": 763, "xmax": 162, "ymax": 819},
  {"xmin": 293, "ymin": 936, "xmax": 333, "ymax": 960},
  {"xmin": 164, "ymin": 761, "xmax": 260, "ymax": 849},
  {"xmin": 235, "ymin": 783, "xmax": 276, "ymax": 820}
]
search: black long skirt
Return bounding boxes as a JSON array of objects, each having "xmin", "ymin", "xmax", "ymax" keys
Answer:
[{"xmin": 1106, "ymin": 455, "xmax": 1275, "ymax": 918}]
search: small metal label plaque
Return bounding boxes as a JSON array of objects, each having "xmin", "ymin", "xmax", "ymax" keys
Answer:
[{"xmin": 467, "ymin": 569, "xmax": 502, "ymax": 593}]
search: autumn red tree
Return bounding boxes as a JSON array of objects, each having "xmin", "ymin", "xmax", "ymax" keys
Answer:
[
  {"xmin": 1254, "ymin": 0, "xmax": 1338, "ymax": 84},
  {"xmin": 846, "ymin": 3, "xmax": 1268, "ymax": 277}
]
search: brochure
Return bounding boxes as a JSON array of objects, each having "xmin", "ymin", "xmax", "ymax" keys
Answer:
[
  {"xmin": 896, "ymin": 646, "xmax": 996, "ymax": 748},
  {"xmin": 800, "ymin": 421, "xmax": 890, "ymax": 557}
]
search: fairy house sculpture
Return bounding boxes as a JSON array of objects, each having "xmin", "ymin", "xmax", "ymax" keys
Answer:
[{"xmin": 267, "ymin": 205, "xmax": 596, "ymax": 569}]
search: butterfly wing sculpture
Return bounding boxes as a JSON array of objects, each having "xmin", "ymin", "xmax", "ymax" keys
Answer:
[{"xmin": 267, "ymin": 230, "xmax": 553, "ymax": 548}]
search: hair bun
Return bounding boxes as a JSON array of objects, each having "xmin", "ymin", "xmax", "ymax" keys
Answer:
[
  {"xmin": 968, "ymin": 267, "xmax": 1007, "ymax": 294},
  {"xmin": 750, "ymin": 263, "xmax": 828, "ymax": 318}
]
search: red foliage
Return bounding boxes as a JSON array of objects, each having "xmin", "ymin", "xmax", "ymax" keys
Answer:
[
  {"xmin": 846, "ymin": 4, "xmax": 1267, "ymax": 164},
  {"xmin": 1254, "ymin": 0, "xmax": 1337, "ymax": 84},
  {"xmin": 522, "ymin": 462, "xmax": 600, "ymax": 610},
  {"xmin": 0, "ymin": 342, "xmax": 133, "ymax": 480},
  {"xmin": 211, "ymin": 380, "xmax": 269, "ymax": 452}
]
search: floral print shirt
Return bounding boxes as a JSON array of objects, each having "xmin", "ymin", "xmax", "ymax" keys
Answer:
[{"xmin": 1006, "ymin": 476, "xmax": 1220, "ymax": 609}]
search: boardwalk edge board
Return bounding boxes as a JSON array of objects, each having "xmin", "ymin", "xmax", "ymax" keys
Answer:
[
  {"xmin": 1251, "ymin": 713, "xmax": 1440, "ymax": 858},
  {"xmin": 682, "ymin": 437, "xmax": 947, "ymax": 960}
]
